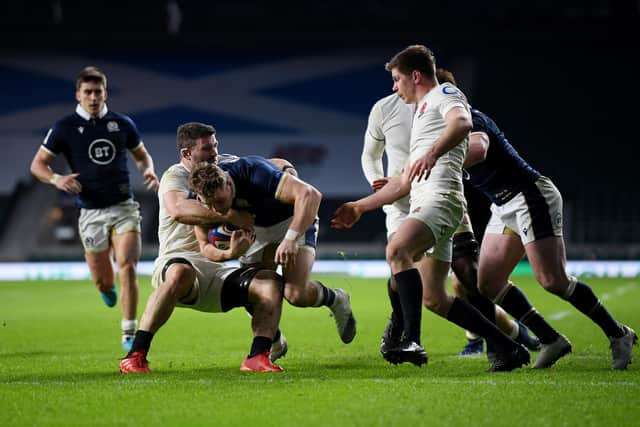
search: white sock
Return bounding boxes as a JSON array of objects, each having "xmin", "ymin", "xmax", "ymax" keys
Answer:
[
  {"xmin": 509, "ymin": 321, "xmax": 519, "ymax": 339},
  {"xmin": 121, "ymin": 319, "xmax": 137, "ymax": 334},
  {"xmin": 465, "ymin": 331, "xmax": 480, "ymax": 341}
]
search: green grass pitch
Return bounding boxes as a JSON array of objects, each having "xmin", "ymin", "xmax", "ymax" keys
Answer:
[{"xmin": 1, "ymin": 274, "xmax": 639, "ymax": 426}]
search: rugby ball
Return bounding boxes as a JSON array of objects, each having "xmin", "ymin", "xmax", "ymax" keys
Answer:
[{"xmin": 207, "ymin": 224, "xmax": 237, "ymax": 250}]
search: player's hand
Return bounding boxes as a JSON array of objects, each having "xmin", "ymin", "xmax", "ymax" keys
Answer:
[
  {"xmin": 274, "ymin": 239, "xmax": 298, "ymax": 269},
  {"xmin": 56, "ymin": 173, "xmax": 82, "ymax": 194},
  {"xmin": 226, "ymin": 209, "xmax": 255, "ymax": 230},
  {"xmin": 408, "ymin": 148, "xmax": 438, "ymax": 182},
  {"xmin": 143, "ymin": 169, "xmax": 159, "ymax": 192},
  {"xmin": 371, "ymin": 178, "xmax": 389, "ymax": 191},
  {"xmin": 330, "ymin": 202, "xmax": 362, "ymax": 229},
  {"xmin": 229, "ymin": 229, "xmax": 255, "ymax": 258}
]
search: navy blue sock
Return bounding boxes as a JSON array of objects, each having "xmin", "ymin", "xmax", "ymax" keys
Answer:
[
  {"xmin": 446, "ymin": 297, "xmax": 517, "ymax": 353},
  {"xmin": 567, "ymin": 281, "xmax": 624, "ymax": 338},
  {"xmin": 501, "ymin": 285, "xmax": 560, "ymax": 344}
]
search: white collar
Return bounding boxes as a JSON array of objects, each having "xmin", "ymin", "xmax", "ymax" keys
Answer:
[{"xmin": 75, "ymin": 104, "xmax": 108, "ymax": 120}]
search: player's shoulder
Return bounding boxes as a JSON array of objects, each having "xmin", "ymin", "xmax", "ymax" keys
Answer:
[
  {"xmin": 164, "ymin": 163, "xmax": 189, "ymax": 178},
  {"xmin": 373, "ymin": 93, "xmax": 405, "ymax": 114},
  {"xmin": 432, "ymin": 83, "xmax": 466, "ymax": 100},
  {"xmin": 105, "ymin": 110, "xmax": 137, "ymax": 129},
  {"xmin": 52, "ymin": 113, "xmax": 82, "ymax": 130}
]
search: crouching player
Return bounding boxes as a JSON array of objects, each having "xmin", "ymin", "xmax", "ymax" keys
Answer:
[{"xmin": 120, "ymin": 122, "xmax": 285, "ymax": 373}]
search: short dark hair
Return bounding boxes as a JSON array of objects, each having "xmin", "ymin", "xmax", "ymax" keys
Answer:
[
  {"xmin": 436, "ymin": 68, "xmax": 457, "ymax": 86},
  {"xmin": 385, "ymin": 45, "xmax": 436, "ymax": 79},
  {"xmin": 76, "ymin": 66, "xmax": 107, "ymax": 90},
  {"xmin": 189, "ymin": 162, "xmax": 226, "ymax": 200},
  {"xmin": 176, "ymin": 122, "xmax": 216, "ymax": 152}
]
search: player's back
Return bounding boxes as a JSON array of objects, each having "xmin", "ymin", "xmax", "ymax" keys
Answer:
[
  {"xmin": 467, "ymin": 108, "xmax": 540, "ymax": 205},
  {"xmin": 218, "ymin": 156, "xmax": 294, "ymax": 227}
]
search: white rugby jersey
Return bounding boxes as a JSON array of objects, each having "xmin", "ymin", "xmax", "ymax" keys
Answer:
[
  {"xmin": 410, "ymin": 83, "xmax": 470, "ymax": 194},
  {"xmin": 361, "ymin": 93, "xmax": 413, "ymax": 211},
  {"xmin": 156, "ymin": 163, "xmax": 207, "ymax": 258}
]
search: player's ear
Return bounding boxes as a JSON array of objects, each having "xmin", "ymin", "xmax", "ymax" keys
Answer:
[
  {"xmin": 75, "ymin": 89, "xmax": 81, "ymax": 103},
  {"xmin": 103, "ymin": 89, "xmax": 108, "ymax": 101}
]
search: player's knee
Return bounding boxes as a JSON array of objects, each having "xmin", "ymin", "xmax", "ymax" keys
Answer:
[
  {"xmin": 284, "ymin": 280, "xmax": 313, "ymax": 306},
  {"xmin": 535, "ymin": 270, "xmax": 569, "ymax": 295},
  {"xmin": 385, "ymin": 242, "xmax": 411, "ymax": 265},
  {"xmin": 162, "ymin": 264, "xmax": 196, "ymax": 300},
  {"xmin": 422, "ymin": 294, "xmax": 448, "ymax": 316}
]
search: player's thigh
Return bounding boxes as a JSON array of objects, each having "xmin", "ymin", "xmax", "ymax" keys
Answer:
[
  {"xmin": 387, "ymin": 218, "xmax": 435, "ymax": 262},
  {"xmin": 477, "ymin": 232, "xmax": 524, "ymax": 296}
]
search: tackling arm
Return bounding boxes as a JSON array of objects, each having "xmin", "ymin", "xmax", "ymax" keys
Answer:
[{"xmin": 164, "ymin": 190, "xmax": 253, "ymax": 229}]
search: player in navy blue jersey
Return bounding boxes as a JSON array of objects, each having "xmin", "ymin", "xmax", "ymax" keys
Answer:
[
  {"xmin": 438, "ymin": 69, "xmax": 637, "ymax": 370},
  {"xmin": 30, "ymin": 66, "xmax": 159, "ymax": 351},
  {"xmin": 189, "ymin": 156, "xmax": 357, "ymax": 347}
]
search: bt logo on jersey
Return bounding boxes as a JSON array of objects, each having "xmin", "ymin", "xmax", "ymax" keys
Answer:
[{"xmin": 88, "ymin": 139, "xmax": 116, "ymax": 165}]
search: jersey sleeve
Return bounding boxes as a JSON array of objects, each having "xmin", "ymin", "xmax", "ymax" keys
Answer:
[
  {"xmin": 437, "ymin": 84, "xmax": 469, "ymax": 118},
  {"xmin": 41, "ymin": 123, "xmax": 65, "ymax": 156},
  {"xmin": 361, "ymin": 102, "xmax": 386, "ymax": 184},
  {"xmin": 159, "ymin": 166, "xmax": 189, "ymax": 196},
  {"xmin": 471, "ymin": 109, "xmax": 489, "ymax": 133},
  {"xmin": 244, "ymin": 156, "xmax": 285, "ymax": 197},
  {"xmin": 122, "ymin": 115, "xmax": 143, "ymax": 151}
]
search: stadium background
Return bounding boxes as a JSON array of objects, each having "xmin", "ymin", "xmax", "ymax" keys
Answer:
[{"xmin": 1, "ymin": 0, "xmax": 639, "ymax": 268}]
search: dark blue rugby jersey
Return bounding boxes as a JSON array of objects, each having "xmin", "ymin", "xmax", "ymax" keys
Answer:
[
  {"xmin": 218, "ymin": 156, "xmax": 294, "ymax": 227},
  {"xmin": 42, "ymin": 106, "xmax": 142, "ymax": 209},
  {"xmin": 465, "ymin": 108, "xmax": 540, "ymax": 205}
]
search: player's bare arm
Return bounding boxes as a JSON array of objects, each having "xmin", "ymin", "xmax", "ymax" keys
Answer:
[
  {"xmin": 130, "ymin": 144, "xmax": 159, "ymax": 192},
  {"xmin": 164, "ymin": 190, "xmax": 253, "ymax": 228},
  {"xmin": 194, "ymin": 225, "xmax": 255, "ymax": 262},
  {"xmin": 463, "ymin": 131, "xmax": 490, "ymax": 168},
  {"xmin": 331, "ymin": 174, "xmax": 410, "ymax": 229},
  {"xmin": 408, "ymin": 106, "xmax": 472, "ymax": 182},
  {"xmin": 273, "ymin": 174, "xmax": 322, "ymax": 267},
  {"xmin": 30, "ymin": 147, "xmax": 82, "ymax": 194}
]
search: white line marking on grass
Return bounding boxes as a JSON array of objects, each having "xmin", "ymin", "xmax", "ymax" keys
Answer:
[{"xmin": 548, "ymin": 310, "xmax": 572, "ymax": 320}]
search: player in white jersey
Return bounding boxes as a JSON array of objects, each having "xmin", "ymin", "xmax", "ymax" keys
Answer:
[
  {"xmin": 333, "ymin": 45, "xmax": 529, "ymax": 372},
  {"xmin": 362, "ymin": 92, "xmax": 539, "ymax": 363},
  {"xmin": 120, "ymin": 122, "xmax": 286, "ymax": 373}
]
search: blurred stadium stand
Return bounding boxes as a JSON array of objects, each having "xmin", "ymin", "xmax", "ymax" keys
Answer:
[{"xmin": 0, "ymin": 1, "xmax": 639, "ymax": 261}]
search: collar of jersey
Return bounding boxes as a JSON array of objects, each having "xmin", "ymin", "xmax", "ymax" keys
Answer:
[{"xmin": 75, "ymin": 104, "xmax": 108, "ymax": 121}]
